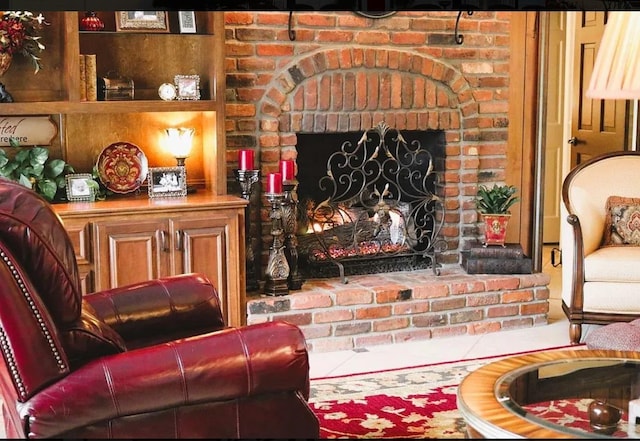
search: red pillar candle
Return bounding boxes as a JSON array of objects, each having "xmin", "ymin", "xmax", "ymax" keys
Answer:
[
  {"xmin": 238, "ymin": 149, "xmax": 254, "ymax": 170},
  {"xmin": 279, "ymin": 159, "xmax": 295, "ymax": 182},
  {"xmin": 267, "ymin": 172, "xmax": 283, "ymax": 193}
]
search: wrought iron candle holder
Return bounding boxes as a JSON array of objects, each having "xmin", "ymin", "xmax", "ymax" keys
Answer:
[
  {"xmin": 282, "ymin": 181, "xmax": 303, "ymax": 290},
  {"xmin": 264, "ymin": 191, "xmax": 290, "ymax": 296},
  {"xmin": 234, "ymin": 169, "xmax": 261, "ymax": 292}
]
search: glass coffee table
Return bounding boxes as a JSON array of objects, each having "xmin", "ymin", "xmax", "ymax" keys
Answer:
[{"xmin": 457, "ymin": 349, "xmax": 640, "ymax": 438}]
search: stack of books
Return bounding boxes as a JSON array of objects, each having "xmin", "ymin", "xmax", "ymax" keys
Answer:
[
  {"xmin": 79, "ymin": 54, "xmax": 97, "ymax": 101},
  {"xmin": 461, "ymin": 243, "xmax": 532, "ymax": 274}
]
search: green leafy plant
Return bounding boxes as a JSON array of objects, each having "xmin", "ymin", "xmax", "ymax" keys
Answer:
[
  {"xmin": 90, "ymin": 165, "xmax": 110, "ymax": 201},
  {"xmin": 0, "ymin": 138, "xmax": 75, "ymax": 202},
  {"xmin": 475, "ymin": 184, "xmax": 520, "ymax": 215}
]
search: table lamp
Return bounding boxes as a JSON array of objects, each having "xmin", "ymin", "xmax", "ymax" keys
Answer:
[{"xmin": 165, "ymin": 127, "xmax": 195, "ymax": 166}]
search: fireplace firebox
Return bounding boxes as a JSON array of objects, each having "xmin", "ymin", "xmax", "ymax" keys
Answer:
[{"xmin": 295, "ymin": 122, "xmax": 447, "ymax": 283}]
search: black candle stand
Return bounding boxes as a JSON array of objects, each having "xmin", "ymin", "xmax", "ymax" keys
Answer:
[
  {"xmin": 263, "ymin": 191, "xmax": 290, "ymax": 296},
  {"xmin": 234, "ymin": 169, "xmax": 261, "ymax": 292},
  {"xmin": 282, "ymin": 181, "xmax": 303, "ymax": 290}
]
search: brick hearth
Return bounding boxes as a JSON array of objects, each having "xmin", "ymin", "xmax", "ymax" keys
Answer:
[{"xmin": 246, "ymin": 267, "xmax": 550, "ymax": 353}]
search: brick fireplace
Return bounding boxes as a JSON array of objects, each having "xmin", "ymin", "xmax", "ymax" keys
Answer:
[{"xmin": 224, "ymin": 11, "xmax": 548, "ymax": 350}]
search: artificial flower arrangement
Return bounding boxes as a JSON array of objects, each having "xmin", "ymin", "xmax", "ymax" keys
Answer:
[{"xmin": 0, "ymin": 11, "xmax": 48, "ymax": 74}]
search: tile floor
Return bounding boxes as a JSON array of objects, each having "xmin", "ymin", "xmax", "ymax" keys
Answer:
[{"xmin": 308, "ymin": 244, "xmax": 582, "ymax": 379}]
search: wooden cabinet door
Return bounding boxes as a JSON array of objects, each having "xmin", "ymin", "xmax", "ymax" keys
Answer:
[
  {"xmin": 170, "ymin": 209, "xmax": 245, "ymax": 327},
  {"xmin": 94, "ymin": 218, "xmax": 171, "ymax": 291},
  {"xmin": 171, "ymin": 216, "xmax": 227, "ymax": 317}
]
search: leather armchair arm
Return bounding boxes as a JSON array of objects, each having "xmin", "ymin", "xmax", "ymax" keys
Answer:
[
  {"xmin": 21, "ymin": 321, "xmax": 311, "ymax": 439},
  {"xmin": 84, "ymin": 273, "xmax": 226, "ymax": 348}
]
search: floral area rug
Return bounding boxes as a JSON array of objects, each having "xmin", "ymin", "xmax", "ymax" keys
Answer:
[{"xmin": 309, "ymin": 346, "xmax": 591, "ymax": 439}]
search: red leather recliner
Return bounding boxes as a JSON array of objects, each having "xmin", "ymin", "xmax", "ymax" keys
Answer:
[{"xmin": 0, "ymin": 178, "xmax": 319, "ymax": 439}]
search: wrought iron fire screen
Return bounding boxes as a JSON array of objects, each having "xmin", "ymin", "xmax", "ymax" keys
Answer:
[{"xmin": 297, "ymin": 122, "xmax": 447, "ymax": 282}]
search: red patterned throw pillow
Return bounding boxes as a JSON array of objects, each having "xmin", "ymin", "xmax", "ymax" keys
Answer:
[{"xmin": 603, "ymin": 196, "xmax": 640, "ymax": 246}]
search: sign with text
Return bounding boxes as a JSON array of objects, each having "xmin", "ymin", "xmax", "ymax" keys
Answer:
[{"xmin": 0, "ymin": 116, "xmax": 57, "ymax": 146}]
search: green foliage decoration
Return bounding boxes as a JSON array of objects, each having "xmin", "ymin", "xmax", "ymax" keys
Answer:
[
  {"xmin": 0, "ymin": 138, "xmax": 75, "ymax": 202},
  {"xmin": 475, "ymin": 184, "xmax": 520, "ymax": 215}
]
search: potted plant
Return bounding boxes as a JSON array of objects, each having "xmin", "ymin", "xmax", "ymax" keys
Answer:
[{"xmin": 475, "ymin": 183, "xmax": 520, "ymax": 247}]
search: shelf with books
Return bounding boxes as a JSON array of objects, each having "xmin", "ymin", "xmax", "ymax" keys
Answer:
[{"xmin": 0, "ymin": 11, "xmax": 226, "ymax": 196}]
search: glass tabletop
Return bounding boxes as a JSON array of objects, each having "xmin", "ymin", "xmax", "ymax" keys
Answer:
[{"xmin": 496, "ymin": 357, "xmax": 640, "ymax": 438}]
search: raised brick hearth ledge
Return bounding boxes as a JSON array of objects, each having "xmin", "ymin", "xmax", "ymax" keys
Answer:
[{"xmin": 246, "ymin": 267, "xmax": 551, "ymax": 353}]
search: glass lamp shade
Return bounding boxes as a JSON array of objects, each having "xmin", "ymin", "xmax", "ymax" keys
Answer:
[
  {"xmin": 165, "ymin": 127, "xmax": 195, "ymax": 166},
  {"xmin": 586, "ymin": 12, "xmax": 640, "ymax": 100}
]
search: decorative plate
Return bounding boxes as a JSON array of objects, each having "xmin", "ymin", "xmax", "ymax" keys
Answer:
[{"xmin": 96, "ymin": 142, "xmax": 148, "ymax": 194}]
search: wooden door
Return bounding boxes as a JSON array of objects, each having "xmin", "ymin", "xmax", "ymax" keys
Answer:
[
  {"xmin": 543, "ymin": 12, "xmax": 566, "ymax": 244},
  {"xmin": 570, "ymin": 11, "xmax": 629, "ymax": 167},
  {"xmin": 93, "ymin": 218, "xmax": 171, "ymax": 291}
]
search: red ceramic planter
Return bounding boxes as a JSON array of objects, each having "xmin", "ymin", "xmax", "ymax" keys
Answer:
[{"xmin": 482, "ymin": 214, "xmax": 511, "ymax": 247}]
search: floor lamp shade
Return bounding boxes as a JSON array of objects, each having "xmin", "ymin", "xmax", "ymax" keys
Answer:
[{"xmin": 586, "ymin": 12, "xmax": 640, "ymax": 99}]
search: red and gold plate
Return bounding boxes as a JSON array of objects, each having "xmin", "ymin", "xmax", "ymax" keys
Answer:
[{"xmin": 96, "ymin": 142, "xmax": 149, "ymax": 194}]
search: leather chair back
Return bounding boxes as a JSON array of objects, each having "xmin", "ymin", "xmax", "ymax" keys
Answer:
[
  {"xmin": 0, "ymin": 179, "xmax": 125, "ymax": 369},
  {"xmin": 0, "ymin": 177, "xmax": 82, "ymax": 322}
]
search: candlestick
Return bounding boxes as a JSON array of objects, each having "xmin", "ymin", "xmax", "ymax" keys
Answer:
[
  {"xmin": 282, "ymin": 181, "xmax": 303, "ymax": 290},
  {"xmin": 267, "ymin": 172, "xmax": 283, "ymax": 194},
  {"xmin": 234, "ymin": 169, "xmax": 261, "ymax": 292},
  {"xmin": 279, "ymin": 159, "xmax": 295, "ymax": 182},
  {"xmin": 238, "ymin": 149, "xmax": 254, "ymax": 171},
  {"xmin": 264, "ymin": 192, "xmax": 289, "ymax": 296}
]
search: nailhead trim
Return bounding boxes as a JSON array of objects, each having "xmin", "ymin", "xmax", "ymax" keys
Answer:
[{"xmin": 0, "ymin": 249, "xmax": 66, "ymax": 399}]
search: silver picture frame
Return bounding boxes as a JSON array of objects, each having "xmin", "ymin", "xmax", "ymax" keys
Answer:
[
  {"xmin": 174, "ymin": 74, "xmax": 200, "ymax": 101},
  {"xmin": 65, "ymin": 173, "xmax": 95, "ymax": 202},
  {"xmin": 115, "ymin": 11, "xmax": 169, "ymax": 33},
  {"xmin": 178, "ymin": 11, "xmax": 196, "ymax": 33},
  {"xmin": 148, "ymin": 166, "xmax": 187, "ymax": 198}
]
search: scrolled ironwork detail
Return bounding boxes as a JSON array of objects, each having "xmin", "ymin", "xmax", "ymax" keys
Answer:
[{"xmin": 299, "ymin": 122, "xmax": 446, "ymax": 282}]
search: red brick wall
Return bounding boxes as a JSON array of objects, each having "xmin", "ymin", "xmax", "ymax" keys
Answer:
[{"xmin": 224, "ymin": 10, "xmax": 512, "ymax": 265}]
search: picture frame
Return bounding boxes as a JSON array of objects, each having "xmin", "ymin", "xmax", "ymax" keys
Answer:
[
  {"xmin": 174, "ymin": 74, "xmax": 201, "ymax": 100},
  {"xmin": 65, "ymin": 173, "xmax": 95, "ymax": 202},
  {"xmin": 148, "ymin": 166, "xmax": 187, "ymax": 198},
  {"xmin": 178, "ymin": 11, "xmax": 197, "ymax": 33},
  {"xmin": 115, "ymin": 11, "xmax": 169, "ymax": 33}
]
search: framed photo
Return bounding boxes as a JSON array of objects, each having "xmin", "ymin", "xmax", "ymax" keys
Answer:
[
  {"xmin": 115, "ymin": 11, "xmax": 169, "ymax": 33},
  {"xmin": 148, "ymin": 166, "xmax": 187, "ymax": 198},
  {"xmin": 65, "ymin": 173, "xmax": 95, "ymax": 202},
  {"xmin": 174, "ymin": 74, "xmax": 200, "ymax": 100},
  {"xmin": 178, "ymin": 11, "xmax": 196, "ymax": 33}
]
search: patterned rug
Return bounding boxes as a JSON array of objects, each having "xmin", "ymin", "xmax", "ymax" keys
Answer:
[{"xmin": 308, "ymin": 345, "xmax": 601, "ymax": 439}]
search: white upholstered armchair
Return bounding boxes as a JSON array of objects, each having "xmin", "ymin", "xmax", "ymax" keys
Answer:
[{"xmin": 561, "ymin": 151, "xmax": 640, "ymax": 344}]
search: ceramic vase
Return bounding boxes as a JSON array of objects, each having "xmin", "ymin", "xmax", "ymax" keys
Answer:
[{"xmin": 80, "ymin": 12, "xmax": 104, "ymax": 31}]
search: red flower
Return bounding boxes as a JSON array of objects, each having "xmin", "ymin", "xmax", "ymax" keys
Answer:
[{"xmin": 0, "ymin": 11, "xmax": 48, "ymax": 73}]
